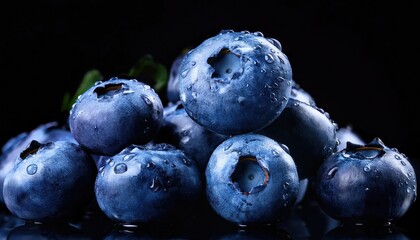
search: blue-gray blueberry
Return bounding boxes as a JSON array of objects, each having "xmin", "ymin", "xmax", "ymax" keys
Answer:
[{"xmin": 178, "ymin": 29, "xmax": 293, "ymax": 135}]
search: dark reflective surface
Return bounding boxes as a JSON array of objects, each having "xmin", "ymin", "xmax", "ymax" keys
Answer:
[{"xmin": 0, "ymin": 189, "xmax": 417, "ymax": 240}]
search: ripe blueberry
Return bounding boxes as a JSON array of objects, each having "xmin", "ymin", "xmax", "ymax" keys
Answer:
[
  {"xmin": 3, "ymin": 140, "xmax": 97, "ymax": 222},
  {"xmin": 178, "ymin": 29, "xmax": 293, "ymax": 135},
  {"xmin": 315, "ymin": 138, "xmax": 417, "ymax": 225},
  {"xmin": 94, "ymin": 143, "xmax": 202, "ymax": 225},
  {"xmin": 69, "ymin": 77, "xmax": 164, "ymax": 156},
  {"xmin": 205, "ymin": 133, "xmax": 300, "ymax": 226}
]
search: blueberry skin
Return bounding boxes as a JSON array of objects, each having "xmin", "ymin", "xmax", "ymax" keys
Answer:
[
  {"xmin": 336, "ymin": 125, "xmax": 365, "ymax": 151},
  {"xmin": 0, "ymin": 122, "xmax": 77, "ymax": 204},
  {"xmin": 155, "ymin": 101, "xmax": 229, "ymax": 172},
  {"xmin": 69, "ymin": 77, "xmax": 164, "ymax": 156},
  {"xmin": 315, "ymin": 138, "xmax": 417, "ymax": 224},
  {"xmin": 178, "ymin": 29, "xmax": 293, "ymax": 135},
  {"xmin": 290, "ymin": 80, "xmax": 316, "ymax": 106},
  {"xmin": 205, "ymin": 133, "xmax": 299, "ymax": 225},
  {"xmin": 257, "ymin": 98, "xmax": 339, "ymax": 180},
  {"xmin": 3, "ymin": 140, "xmax": 97, "ymax": 222},
  {"xmin": 166, "ymin": 50, "xmax": 187, "ymax": 104},
  {"xmin": 94, "ymin": 143, "xmax": 202, "ymax": 225}
]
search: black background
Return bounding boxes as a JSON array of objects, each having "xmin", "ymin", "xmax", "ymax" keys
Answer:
[{"xmin": 1, "ymin": 0, "xmax": 419, "ymax": 238}]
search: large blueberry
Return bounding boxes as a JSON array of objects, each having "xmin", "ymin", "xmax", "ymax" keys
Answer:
[
  {"xmin": 0, "ymin": 122, "xmax": 77, "ymax": 204},
  {"xmin": 257, "ymin": 98, "xmax": 339, "ymax": 180},
  {"xmin": 3, "ymin": 140, "xmax": 97, "ymax": 222},
  {"xmin": 94, "ymin": 143, "xmax": 202, "ymax": 225},
  {"xmin": 69, "ymin": 77, "xmax": 164, "ymax": 156},
  {"xmin": 205, "ymin": 133, "xmax": 300, "ymax": 226},
  {"xmin": 155, "ymin": 101, "xmax": 229, "ymax": 172},
  {"xmin": 178, "ymin": 29, "xmax": 293, "ymax": 135},
  {"xmin": 315, "ymin": 138, "xmax": 417, "ymax": 225}
]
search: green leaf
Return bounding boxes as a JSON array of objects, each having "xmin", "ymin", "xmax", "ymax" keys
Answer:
[
  {"xmin": 61, "ymin": 69, "xmax": 103, "ymax": 112},
  {"xmin": 127, "ymin": 54, "xmax": 168, "ymax": 92}
]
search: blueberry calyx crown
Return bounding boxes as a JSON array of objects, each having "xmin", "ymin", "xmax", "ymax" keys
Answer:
[
  {"xmin": 231, "ymin": 156, "xmax": 269, "ymax": 195},
  {"xmin": 19, "ymin": 140, "xmax": 42, "ymax": 160},
  {"xmin": 343, "ymin": 137, "xmax": 386, "ymax": 160},
  {"xmin": 94, "ymin": 82, "xmax": 125, "ymax": 98}
]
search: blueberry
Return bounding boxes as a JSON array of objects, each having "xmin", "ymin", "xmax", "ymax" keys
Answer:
[
  {"xmin": 205, "ymin": 133, "xmax": 300, "ymax": 226},
  {"xmin": 3, "ymin": 140, "xmax": 97, "ymax": 222},
  {"xmin": 257, "ymin": 98, "xmax": 339, "ymax": 180},
  {"xmin": 69, "ymin": 77, "xmax": 164, "ymax": 156},
  {"xmin": 290, "ymin": 80, "xmax": 316, "ymax": 106},
  {"xmin": 178, "ymin": 29, "xmax": 293, "ymax": 135},
  {"xmin": 315, "ymin": 138, "xmax": 417, "ymax": 225},
  {"xmin": 166, "ymin": 49, "xmax": 188, "ymax": 104},
  {"xmin": 0, "ymin": 122, "xmax": 77, "ymax": 204},
  {"xmin": 336, "ymin": 125, "xmax": 365, "ymax": 151},
  {"xmin": 94, "ymin": 143, "xmax": 202, "ymax": 225},
  {"xmin": 155, "ymin": 101, "xmax": 229, "ymax": 172}
]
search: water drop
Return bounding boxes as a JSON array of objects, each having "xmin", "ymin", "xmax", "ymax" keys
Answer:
[
  {"xmin": 224, "ymin": 142, "xmax": 233, "ymax": 151},
  {"xmin": 365, "ymin": 187, "xmax": 370, "ymax": 191},
  {"xmin": 363, "ymin": 165, "xmax": 371, "ymax": 172},
  {"xmin": 395, "ymin": 155, "xmax": 402, "ymax": 160},
  {"xmin": 278, "ymin": 56, "xmax": 285, "ymax": 64},
  {"xmin": 123, "ymin": 154, "xmax": 135, "ymax": 161},
  {"xmin": 150, "ymin": 178, "xmax": 161, "ymax": 192},
  {"xmin": 146, "ymin": 162, "xmax": 156, "ymax": 169},
  {"xmin": 114, "ymin": 163, "xmax": 127, "ymax": 174},
  {"xmin": 283, "ymin": 182, "xmax": 290, "ymax": 190},
  {"xmin": 264, "ymin": 54, "xmax": 274, "ymax": 63},
  {"xmin": 272, "ymin": 149, "xmax": 279, "ymax": 156},
  {"xmin": 191, "ymin": 61, "xmax": 196, "ymax": 66},
  {"xmin": 181, "ymin": 68, "xmax": 190, "ymax": 78},
  {"xmin": 237, "ymin": 96, "xmax": 245, "ymax": 104},
  {"xmin": 401, "ymin": 161, "xmax": 407, "ymax": 166},
  {"xmin": 142, "ymin": 95, "xmax": 152, "ymax": 105},
  {"xmin": 182, "ymin": 157, "xmax": 191, "ymax": 166},
  {"xmin": 253, "ymin": 31, "xmax": 264, "ymax": 37},
  {"xmin": 164, "ymin": 159, "xmax": 169, "ymax": 164},
  {"xmin": 326, "ymin": 166, "xmax": 339, "ymax": 179},
  {"xmin": 26, "ymin": 164, "xmax": 38, "ymax": 175}
]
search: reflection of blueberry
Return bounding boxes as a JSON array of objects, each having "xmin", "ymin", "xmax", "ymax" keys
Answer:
[
  {"xmin": 323, "ymin": 223, "xmax": 411, "ymax": 240},
  {"xmin": 178, "ymin": 29, "xmax": 293, "ymax": 135},
  {"xmin": 3, "ymin": 140, "xmax": 97, "ymax": 222},
  {"xmin": 94, "ymin": 143, "xmax": 202, "ymax": 225},
  {"xmin": 315, "ymin": 138, "xmax": 417, "ymax": 225},
  {"xmin": 7, "ymin": 222, "xmax": 87, "ymax": 240},
  {"xmin": 257, "ymin": 98, "xmax": 338, "ymax": 180},
  {"xmin": 155, "ymin": 101, "xmax": 229, "ymax": 172},
  {"xmin": 205, "ymin": 133, "xmax": 299, "ymax": 226},
  {"xmin": 0, "ymin": 122, "xmax": 77, "ymax": 204},
  {"xmin": 69, "ymin": 77, "xmax": 164, "ymax": 156}
]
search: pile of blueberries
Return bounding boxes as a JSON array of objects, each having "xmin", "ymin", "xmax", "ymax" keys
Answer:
[{"xmin": 0, "ymin": 29, "xmax": 417, "ymax": 238}]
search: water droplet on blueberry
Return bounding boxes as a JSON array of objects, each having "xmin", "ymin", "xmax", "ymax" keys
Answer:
[
  {"xmin": 264, "ymin": 54, "xmax": 275, "ymax": 63},
  {"xmin": 114, "ymin": 163, "xmax": 127, "ymax": 174},
  {"xmin": 26, "ymin": 164, "xmax": 38, "ymax": 175}
]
